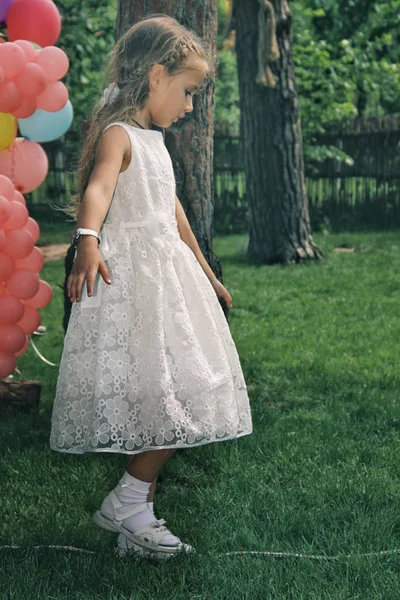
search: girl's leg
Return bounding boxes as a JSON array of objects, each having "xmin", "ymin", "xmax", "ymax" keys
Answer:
[{"xmin": 126, "ymin": 448, "xmax": 177, "ymax": 483}]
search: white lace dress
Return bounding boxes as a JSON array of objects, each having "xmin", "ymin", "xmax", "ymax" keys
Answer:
[{"xmin": 50, "ymin": 121, "xmax": 253, "ymax": 455}]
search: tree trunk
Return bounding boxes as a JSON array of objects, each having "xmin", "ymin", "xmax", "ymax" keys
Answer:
[{"xmin": 234, "ymin": 0, "xmax": 322, "ymax": 264}]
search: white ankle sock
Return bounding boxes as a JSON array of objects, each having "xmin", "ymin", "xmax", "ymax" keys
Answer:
[{"xmin": 108, "ymin": 472, "xmax": 180, "ymax": 547}]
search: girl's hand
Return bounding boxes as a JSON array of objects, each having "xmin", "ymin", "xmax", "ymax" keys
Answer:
[
  {"xmin": 68, "ymin": 237, "xmax": 112, "ymax": 303},
  {"xmin": 210, "ymin": 278, "xmax": 233, "ymax": 309}
]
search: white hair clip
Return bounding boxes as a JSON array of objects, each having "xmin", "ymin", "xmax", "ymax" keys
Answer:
[{"xmin": 100, "ymin": 83, "xmax": 120, "ymax": 108}]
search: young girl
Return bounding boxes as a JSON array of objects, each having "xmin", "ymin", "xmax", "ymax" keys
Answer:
[{"xmin": 50, "ymin": 14, "xmax": 252, "ymax": 559}]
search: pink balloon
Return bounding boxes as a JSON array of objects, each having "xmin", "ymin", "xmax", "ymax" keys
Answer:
[
  {"xmin": 0, "ymin": 42, "xmax": 26, "ymax": 78},
  {"xmin": 2, "ymin": 201, "xmax": 28, "ymax": 232},
  {"xmin": 35, "ymin": 46, "xmax": 69, "ymax": 82},
  {"xmin": 0, "ymin": 295, "xmax": 24, "ymax": 324},
  {"xmin": 15, "ymin": 246, "xmax": 44, "ymax": 272},
  {"xmin": 23, "ymin": 217, "xmax": 40, "ymax": 242},
  {"xmin": 14, "ymin": 63, "xmax": 47, "ymax": 96},
  {"xmin": 13, "ymin": 95, "xmax": 37, "ymax": 119},
  {"xmin": 0, "ymin": 138, "xmax": 48, "ymax": 193},
  {"xmin": 0, "ymin": 229, "xmax": 5, "ymax": 250},
  {"xmin": 6, "ymin": 267, "xmax": 40, "ymax": 299},
  {"xmin": 25, "ymin": 279, "xmax": 52, "ymax": 308},
  {"xmin": 0, "ymin": 349, "xmax": 16, "ymax": 377},
  {"xmin": 0, "ymin": 252, "xmax": 15, "ymax": 280},
  {"xmin": 12, "ymin": 190, "xmax": 26, "ymax": 206},
  {"xmin": 17, "ymin": 303, "xmax": 40, "ymax": 334},
  {"xmin": 7, "ymin": 0, "xmax": 62, "ymax": 47},
  {"xmin": 0, "ymin": 195, "xmax": 11, "ymax": 227},
  {"xmin": 0, "ymin": 79, "xmax": 24, "ymax": 113},
  {"xmin": 15, "ymin": 334, "xmax": 29, "ymax": 357},
  {"xmin": 0, "ymin": 175, "xmax": 15, "ymax": 201},
  {"xmin": 2, "ymin": 229, "xmax": 34, "ymax": 258},
  {"xmin": 0, "ymin": 65, "xmax": 4, "ymax": 86},
  {"xmin": 0, "ymin": 324, "xmax": 26, "ymax": 352},
  {"xmin": 36, "ymin": 80, "xmax": 68, "ymax": 112},
  {"xmin": 14, "ymin": 40, "xmax": 37, "ymax": 62}
]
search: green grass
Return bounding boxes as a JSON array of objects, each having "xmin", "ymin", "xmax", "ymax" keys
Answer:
[{"xmin": 1, "ymin": 229, "xmax": 400, "ymax": 599}]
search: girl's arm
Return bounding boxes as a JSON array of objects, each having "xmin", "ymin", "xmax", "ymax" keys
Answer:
[{"xmin": 68, "ymin": 126, "xmax": 131, "ymax": 303}]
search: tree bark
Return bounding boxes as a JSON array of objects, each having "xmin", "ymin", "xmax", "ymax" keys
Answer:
[{"xmin": 234, "ymin": 0, "xmax": 322, "ymax": 264}]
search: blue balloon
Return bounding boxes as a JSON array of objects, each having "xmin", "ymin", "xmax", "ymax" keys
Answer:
[{"xmin": 19, "ymin": 100, "xmax": 74, "ymax": 143}]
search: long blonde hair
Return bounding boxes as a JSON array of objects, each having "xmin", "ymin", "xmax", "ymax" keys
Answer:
[{"xmin": 64, "ymin": 14, "xmax": 211, "ymax": 220}]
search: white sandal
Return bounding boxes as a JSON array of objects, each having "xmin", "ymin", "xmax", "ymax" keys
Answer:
[
  {"xmin": 115, "ymin": 530, "xmax": 195, "ymax": 559},
  {"xmin": 93, "ymin": 491, "xmax": 190, "ymax": 557}
]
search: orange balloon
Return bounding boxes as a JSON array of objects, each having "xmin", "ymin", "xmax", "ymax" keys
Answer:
[
  {"xmin": 2, "ymin": 229, "xmax": 34, "ymax": 258},
  {"xmin": 0, "ymin": 195, "xmax": 11, "ymax": 226},
  {"xmin": 0, "ymin": 42, "xmax": 26, "ymax": 78},
  {"xmin": 12, "ymin": 190, "xmax": 26, "ymax": 206},
  {"xmin": 23, "ymin": 217, "xmax": 40, "ymax": 242},
  {"xmin": 15, "ymin": 246, "xmax": 44, "ymax": 272},
  {"xmin": 0, "ymin": 324, "xmax": 25, "ymax": 352},
  {"xmin": 0, "ymin": 295, "xmax": 24, "ymax": 324},
  {"xmin": 14, "ymin": 63, "xmax": 47, "ymax": 96},
  {"xmin": 35, "ymin": 46, "xmax": 69, "ymax": 82},
  {"xmin": 0, "ymin": 175, "xmax": 15, "ymax": 201},
  {"xmin": 0, "ymin": 229, "xmax": 4, "ymax": 250},
  {"xmin": 17, "ymin": 303, "xmax": 40, "ymax": 334},
  {"xmin": 36, "ymin": 81, "xmax": 68, "ymax": 112},
  {"xmin": 15, "ymin": 334, "xmax": 29, "ymax": 357},
  {"xmin": 0, "ymin": 138, "xmax": 48, "ymax": 193},
  {"xmin": 2, "ymin": 201, "xmax": 28, "ymax": 231},
  {"xmin": 14, "ymin": 40, "xmax": 36, "ymax": 62},
  {"xmin": 0, "ymin": 79, "xmax": 24, "ymax": 113},
  {"xmin": 25, "ymin": 279, "xmax": 52, "ymax": 308},
  {"xmin": 0, "ymin": 349, "xmax": 16, "ymax": 377},
  {"xmin": 6, "ymin": 268, "xmax": 40, "ymax": 299},
  {"xmin": 0, "ymin": 251, "xmax": 15, "ymax": 280},
  {"xmin": 13, "ymin": 95, "xmax": 37, "ymax": 119}
]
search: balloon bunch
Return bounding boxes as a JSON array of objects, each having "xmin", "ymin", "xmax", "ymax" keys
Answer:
[{"xmin": 0, "ymin": 175, "xmax": 53, "ymax": 378}]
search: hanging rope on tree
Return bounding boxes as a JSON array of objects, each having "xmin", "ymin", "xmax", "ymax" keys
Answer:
[{"xmin": 256, "ymin": 0, "xmax": 280, "ymax": 87}]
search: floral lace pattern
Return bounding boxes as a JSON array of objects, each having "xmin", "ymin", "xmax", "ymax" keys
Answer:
[{"xmin": 50, "ymin": 122, "xmax": 252, "ymax": 455}]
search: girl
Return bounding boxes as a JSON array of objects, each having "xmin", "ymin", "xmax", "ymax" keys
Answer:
[{"xmin": 50, "ymin": 14, "xmax": 253, "ymax": 559}]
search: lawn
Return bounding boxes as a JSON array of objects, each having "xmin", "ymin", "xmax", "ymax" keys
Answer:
[{"xmin": 1, "ymin": 225, "xmax": 399, "ymax": 599}]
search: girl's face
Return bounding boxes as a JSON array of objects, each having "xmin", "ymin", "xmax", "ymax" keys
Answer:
[{"xmin": 147, "ymin": 53, "xmax": 208, "ymax": 128}]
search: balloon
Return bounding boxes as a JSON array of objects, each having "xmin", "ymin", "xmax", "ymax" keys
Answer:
[
  {"xmin": 0, "ymin": 229, "xmax": 5, "ymax": 250},
  {"xmin": 23, "ymin": 217, "xmax": 40, "ymax": 242},
  {"xmin": 13, "ymin": 95, "xmax": 37, "ymax": 119},
  {"xmin": 0, "ymin": 251, "xmax": 15, "ymax": 280},
  {"xmin": 12, "ymin": 190, "xmax": 26, "ymax": 206},
  {"xmin": 7, "ymin": 0, "xmax": 61, "ymax": 47},
  {"xmin": 36, "ymin": 81, "xmax": 68, "ymax": 112},
  {"xmin": 2, "ymin": 229, "xmax": 34, "ymax": 258},
  {"xmin": 0, "ymin": 0, "xmax": 14, "ymax": 22},
  {"xmin": 0, "ymin": 349, "xmax": 16, "ymax": 378},
  {"xmin": 0, "ymin": 65, "xmax": 4, "ymax": 85},
  {"xmin": 0, "ymin": 112, "xmax": 17, "ymax": 150},
  {"xmin": 15, "ymin": 246, "xmax": 44, "ymax": 271},
  {"xmin": 15, "ymin": 334, "xmax": 29, "ymax": 356},
  {"xmin": 17, "ymin": 304, "xmax": 40, "ymax": 334},
  {"xmin": 2, "ymin": 200, "xmax": 28, "ymax": 231},
  {"xmin": 0, "ymin": 295, "xmax": 24, "ymax": 324},
  {"xmin": 0, "ymin": 138, "xmax": 48, "ymax": 193},
  {"xmin": 14, "ymin": 40, "xmax": 37, "ymax": 62},
  {"xmin": 0, "ymin": 323, "xmax": 25, "ymax": 352},
  {"xmin": 0, "ymin": 79, "xmax": 23, "ymax": 113},
  {"xmin": 14, "ymin": 63, "xmax": 47, "ymax": 96},
  {"xmin": 0, "ymin": 175, "xmax": 15, "ymax": 200},
  {"xmin": 0, "ymin": 282, "xmax": 5, "ymax": 296},
  {"xmin": 0, "ymin": 195, "xmax": 11, "ymax": 226},
  {"xmin": 6, "ymin": 267, "xmax": 39, "ymax": 299},
  {"xmin": 0, "ymin": 42, "xmax": 25, "ymax": 78},
  {"xmin": 35, "ymin": 46, "xmax": 69, "ymax": 82},
  {"xmin": 19, "ymin": 100, "xmax": 73, "ymax": 143},
  {"xmin": 25, "ymin": 279, "xmax": 52, "ymax": 308}
]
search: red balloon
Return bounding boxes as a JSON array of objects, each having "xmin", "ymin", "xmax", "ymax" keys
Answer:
[
  {"xmin": 0, "ymin": 195, "xmax": 11, "ymax": 226},
  {"xmin": 0, "ymin": 175, "xmax": 15, "ymax": 201},
  {"xmin": 15, "ymin": 246, "xmax": 44, "ymax": 272},
  {"xmin": 0, "ymin": 42, "xmax": 26, "ymax": 78},
  {"xmin": 14, "ymin": 40, "xmax": 37, "ymax": 62},
  {"xmin": 0, "ymin": 79, "xmax": 24, "ymax": 113},
  {"xmin": 2, "ymin": 229, "xmax": 34, "ymax": 258},
  {"xmin": 15, "ymin": 334, "xmax": 29, "ymax": 357},
  {"xmin": 0, "ymin": 229, "xmax": 5, "ymax": 250},
  {"xmin": 0, "ymin": 282, "xmax": 5, "ymax": 296},
  {"xmin": 0, "ymin": 252, "xmax": 15, "ymax": 280},
  {"xmin": 0, "ymin": 295, "xmax": 24, "ymax": 324},
  {"xmin": 17, "ymin": 304, "xmax": 40, "ymax": 334},
  {"xmin": 13, "ymin": 95, "xmax": 37, "ymax": 119},
  {"xmin": 6, "ymin": 268, "xmax": 40, "ymax": 299},
  {"xmin": 12, "ymin": 190, "xmax": 26, "ymax": 206},
  {"xmin": 2, "ymin": 201, "xmax": 28, "ymax": 231},
  {"xmin": 35, "ymin": 46, "xmax": 69, "ymax": 82},
  {"xmin": 14, "ymin": 63, "xmax": 47, "ymax": 96},
  {"xmin": 0, "ymin": 323, "xmax": 26, "ymax": 352},
  {"xmin": 0, "ymin": 349, "xmax": 16, "ymax": 377},
  {"xmin": 25, "ymin": 279, "xmax": 52, "ymax": 308},
  {"xmin": 0, "ymin": 138, "xmax": 48, "ymax": 193},
  {"xmin": 7, "ymin": 0, "xmax": 62, "ymax": 48},
  {"xmin": 23, "ymin": 217, "xmax": 40, "ymax": 242},
  {"xmin": 36, "ymin": 80, "xmax": 68, "ymax": 112}
]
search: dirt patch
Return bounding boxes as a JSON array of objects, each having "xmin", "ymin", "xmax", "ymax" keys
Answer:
[{"xmin": 40, "ymin": 243, "xmax": 71, "ymax": 261}]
